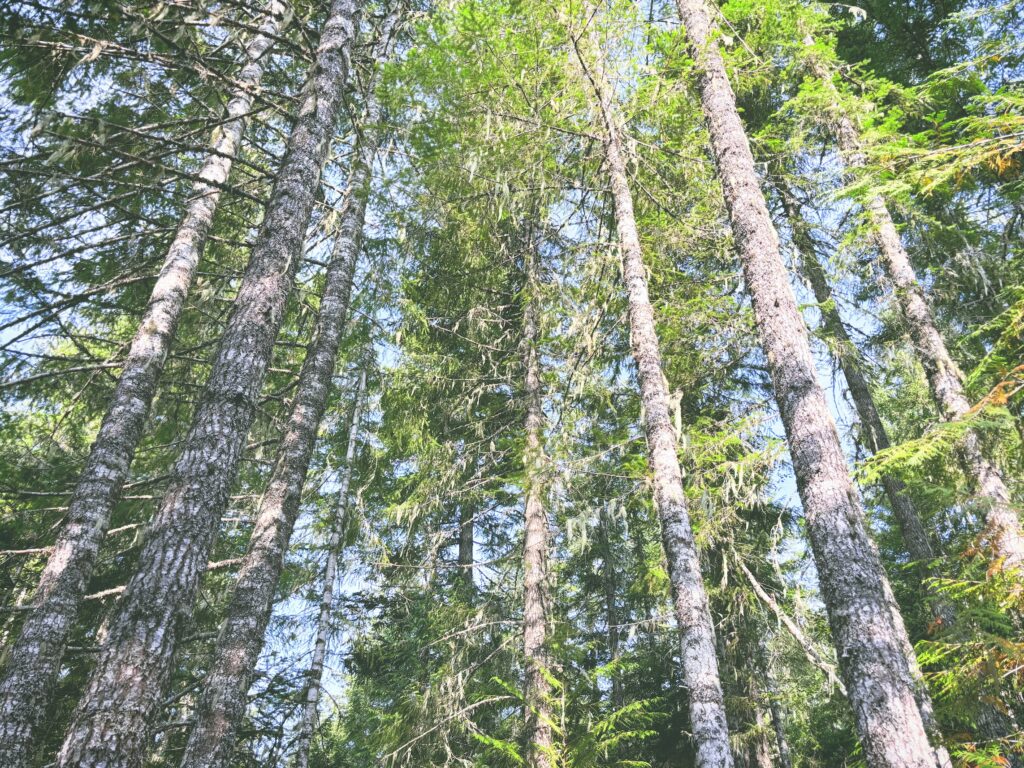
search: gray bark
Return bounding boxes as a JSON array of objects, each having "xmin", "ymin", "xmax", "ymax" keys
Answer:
[
  {"xmin": 179, "ymin": 46, "xmax": 386, "ymax": 768},
  {"xmin": 55, "ymin": 4, "xmax": 359, "ymax": 766},
  {"xmin": 805, "ymin": 51, "xmax": 1024, "ymax": 568},
  {"xmin": 0, "ymin": 6, "xmax": 289, "ymax": 766},
  {"xmin": 673, "ymin": 1, "xmax": 944, "ymax": 766},
  {"xmin": 291, "ymin": 372, "xmax": 365, "ymax": 768},
  {"xmin": 776, "ymin": 188, "xmax": 957, "ymax": 763},
  {"xmin": 522, "ymin": 240, "xmax": 555, "ymax": 768},
  {"xmin": 777, "ymin": 186, "xmax": 938, "ymax": 568},
  {"xmin": 572, "ymin": 27, "xmax": 734, "ymax": 768}
]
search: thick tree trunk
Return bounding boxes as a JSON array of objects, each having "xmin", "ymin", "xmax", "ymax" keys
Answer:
[
  {"xmin": 572, "ymin": 29, "xmax": 734, "ymax": 768},
  {"xmin": 0, "ymin": 6, "xmax": 288, "ymax": 765},
  {"xmin": 179, "ymin": 48, "xmax": 385, "ymax": 768},
  {"xmin": 522, "ymin": 242, "xmax": 555, "ymax": 768},
  {"xmin": 672, "ymin": 1, "xmax": 944, "ymax": 766},
  {"xmin": 806, "ymin": 52, "xmax": 1024, "ymax": 568},
  {"xmin": 777, "ymin": 187, "xmax": 960, "ymax": 761},
  {"xmin": 291, "ymin": 372, "xmax": 365, "ymax": 768},
  {"xmin": 778, "ymin": 187, "xmax": 937, "ymax": 568},
  {"xmin": 55, "ymin": 4, "xmax": 359, "ymax": 766}
]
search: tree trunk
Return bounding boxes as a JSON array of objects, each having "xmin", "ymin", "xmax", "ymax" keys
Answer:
[
  {"xmin": 746, "ymin": 711, "xmax": 773, "ymax": 768},
  {"xmin": 777, "ymin": 185, "xmax": 938, "ymax": 567},
  {"xmin": 54, "ymin": 4, "xmax": 359, "ymax": 766},
  {"xmin": 291, "ymin": 372, "xmax": 365, "ymax": 768},
  {"xmin": 805, "ymin": 49, "xmax": 1024, "ymax": 568},
  {"xmin": 775, "ymin": 186, "xmax": 960, "ymax": 762},
  {"xmin": 458, "ymin": 502, "xmax": 475, "ymax": 598},
  {"xmin": 179, "ymin": 41, "xmax": 387, "ymax": 768},
  {"xmin": 672, "ymin": 1, "xmax": 944, "ymax": 766},
  {"xmin": 522, "ymin": 239, "xmax": 555, "ymax": 768},
  {"xmin": 571, "ymin": 27, "xmax": 734, "ymax": 768},
  {"xmin": 598, "ymin": 501, "xmax": 621, "ymax": 707},
  {"xmin": 0, "ymin": 5, "xmax": 289, "ymax": 765},
  {"xmin": 757, "ymin": 642, "xmax": 793, "ymax": 768}
]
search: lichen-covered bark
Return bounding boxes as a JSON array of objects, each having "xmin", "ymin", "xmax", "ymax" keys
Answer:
[
  {"xmin": 779, "ymin": 189, "xmax": 936, "ymax": 568},
  {"xmin": 292, "ymin": 372, "xmax": 365, "ymax": 768},
  {"xmin": 779, "ymin": 187, "xmax": 958, "ymax": 763},
  {"xmin": 673, "ymin": 1, "xmax": 943, "ymax": 766},
  {"xmin": 805, "ymin": 51, "xmax": 1024, "ymax": 569},
  {"xmin": 0, "ymin": 6, "xmax": 288, "ymax": 766},
  {"xmin": 573, "ymin": 29, "xmax": 734, "ymax": 767},
  {"xmin": 54, "ymin": 4, "xmax": 358, "ymax": 766},
  {"xmin": 522, "ymin": 243, "xmax": 555, "ymax": 768},
  {"xmin": 180, "ymin": 58, "xmax": 383, "ymax": 768}
]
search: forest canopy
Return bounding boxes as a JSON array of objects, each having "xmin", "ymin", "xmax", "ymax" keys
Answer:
[{"xmin": 0, "ymin": 0, "xmax": 1022, "ymax": 767}]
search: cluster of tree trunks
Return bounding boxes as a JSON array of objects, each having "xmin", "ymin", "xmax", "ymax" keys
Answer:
[
  {"xmin": 671, "ymin": 0, "xmax": 951, "ymax": 766},
  {"xmin": 55, "ymin": 2, "xmax": 359, "ymax": 765},
  {"xmin": 0, "ymin": 1, "xmax": 1020, "ymax": 767},
  {"xmin": 0, "ymin": 4, "xmax": 290, "ymax": 764}
]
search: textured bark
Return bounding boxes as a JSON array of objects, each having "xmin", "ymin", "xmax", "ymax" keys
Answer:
[
  {"xmin": 673, "ymin": 1, "xmax": 943, "ymax": 766},
  {"xmin": 180, "ymin": 54, "xmax": 384, "ymax": 768},
  {"xmin": 292, "ymin": 372, "xmax": 365, "ymax": 768},
  {"xmin": 573, "ymin": 29, "xmax": 734, "ymax": 767},
  {"xmin": 0, "ymin": 6, "xmax": 288, "ymax": 766},
  {"xmin": 522, "ymin": 243, "xmax": 555, "ymax": 768},
  {"xmin": 805, "ymin": 52, "xmax": 1024, "ymax": 569},
  {"xmin": 55, "ymin": 4, "xmax": 358, "ymax": 766},
  {"xmin": 778, "ymin": 188, "xmax": 937, "ymax": 568},
  {"xmin": 778, "ymin": 189, "xmax": 957, "ymax": 763}
]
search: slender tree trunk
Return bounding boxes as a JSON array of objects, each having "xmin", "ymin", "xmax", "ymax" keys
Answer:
[
  {"xmin": 55, "ymin": 4, "xmax": 359, "ymax": 766},
  {"xmin": 179, "ymin": 42, "xmax": 386, "ymax": 768},
  {"xmin": 776, "ymin": 187, "xmax": 960, "ymax": 761},
  {"xmin": 805, "ymin": 49, "xmax": 1024, "ymax": 568},
  {"xmin": 672, "ymin": 1, "xmax": 944, "ymax": 766},
  {"xmin": 779, "ymin": 183, "xmax": 966, "ymax": 646},
  {"xmin": 572, "ymin": 28, "xmax": 734, "ymax": 768},
  {"xmin": 0, "ymin": 6, "xmax": 289, "ymax": 765},
  {"xmin": 757, "ymin": 642, "xmax": 792, "ymax": 768},
  {"xmin": 522, "ymin": 240, "xmax": 555, "ymax": 768},
  {"xmin": 291, "ymin": 372, "xmax": 365, "ymax": 768},
  {"xmin": 458, "ymin": 503, "xmax": 475, "ymax": 597},
  {"xmin": 598, "ymin": 501, "xmax": 621, "ymax": 707},
  {"xmin": 746, "ymin": 710, "xmax": 773, "ymax": 768},
  {"xmin": 721, "ymin": 632, "xmax": 769, "ymax": 768}
]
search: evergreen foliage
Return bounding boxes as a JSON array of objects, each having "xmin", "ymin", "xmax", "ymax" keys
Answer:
[{"xmin": 0, "ymin": 0, "xmax": 1022, "ymax": 766}]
